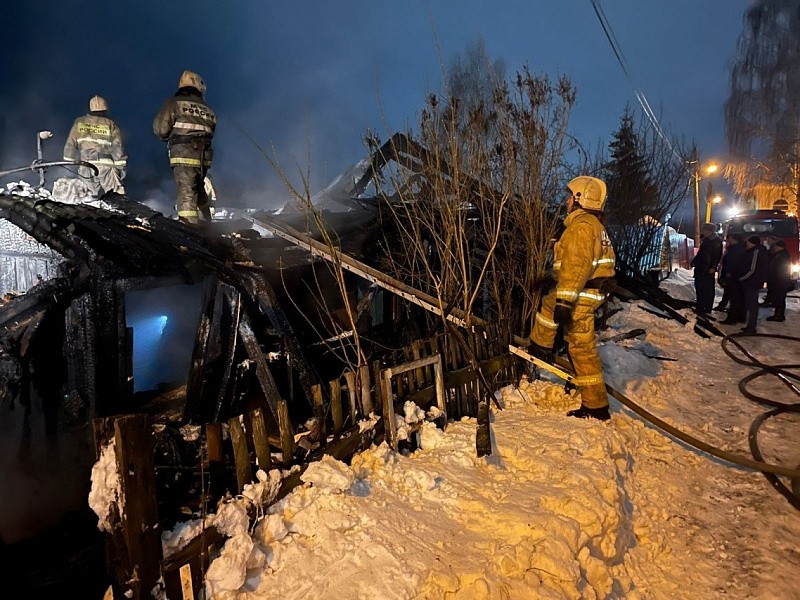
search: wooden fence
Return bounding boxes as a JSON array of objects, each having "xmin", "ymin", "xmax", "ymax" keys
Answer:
[{"xmin": 96, "ymin": 322, "xmax": 519, "ymax": 599}]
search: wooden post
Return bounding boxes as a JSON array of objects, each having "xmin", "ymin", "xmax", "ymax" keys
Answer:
[
  {"xmin": 380, "ymin": 368, "xmax": 398, "ymax": 450},
  {"xmin": 110, "ymin": 415, "xmax": 162, "ymax": 599},
  {"xmin": 371, "ymin": 360, "xmax": 382, "ymax": 412},
  {"xmin": 358, "ymin": 364, "xmax": 373, "ymax": 416},
  {"xmin": 343, "ymin": 370, "xmax": 358, "ymax": 423},
  {"xmin": 329, "ymin": 379, "xmax": 343, "ymax": 434},
  {"xmin": 249, "ymin": 408, "xmax": 272, "ymax": 473},
  {"xmin": 205, "ymin": 423, "xmax": 226, "ymax": 503},
  {"xmin": 277, "ymin": 399, "xmax": 295, "ymax": 465},
  {"xmin": 311, "ymin": 383, "xmax": 327, "ymax": 443},
  {"xmin": 228, "ymin": 417, "xmax": 252, "ymax": 493}
]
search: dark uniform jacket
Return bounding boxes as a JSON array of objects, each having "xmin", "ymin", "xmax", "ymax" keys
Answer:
[
  {"xmin": 691, "ymin": 234, "xmax": 723, "ymax": 277},
  {"xmin": 719, "ymin": 242, "xmax": 746, "ymax": 283},
  {"xmin": 766, "ymin": 248, "xmax": 792, "ymax": 292},
  {"xmin": 152, "ymin": 87, "xmax": 216, "ymax": 168},
  {"xmin": 739, "ymin": 245, "xmax": 768, "ymax": 290}
]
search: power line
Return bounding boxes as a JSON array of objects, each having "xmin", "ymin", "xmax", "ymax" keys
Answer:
[{"xmin": 589, "ymin": 0, "xmax": 688, "ymax": 171}]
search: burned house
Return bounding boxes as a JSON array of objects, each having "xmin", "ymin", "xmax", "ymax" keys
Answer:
[
  {"xmin": 0, "ymin": 181, "xmax": 389, "ymax": 592},
  {"xmin": 0, "ymin": 134, "xmax": 525, "ymax": 596}
]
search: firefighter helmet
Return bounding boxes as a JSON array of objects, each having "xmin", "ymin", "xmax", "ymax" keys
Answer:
[
  {"xmin": 567, "ymin": 176, "xmax": 607, "ymax": 211},
  {"xmin": 179, "ymin": 70, "xmax": 206, "ymax": 94},
  {"xmin": 89, "ymin": 95, "xmax": 108, "ymax": 112}
]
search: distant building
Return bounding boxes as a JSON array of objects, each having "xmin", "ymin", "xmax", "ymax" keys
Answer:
[{"xmin": 751, "ymin": 182, "xmax": 797, "ymax": 215}]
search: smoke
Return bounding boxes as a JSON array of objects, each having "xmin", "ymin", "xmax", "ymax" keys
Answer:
[{"xmin": 1, "ymin": 2, "xmax": 406, "ymax": 210}]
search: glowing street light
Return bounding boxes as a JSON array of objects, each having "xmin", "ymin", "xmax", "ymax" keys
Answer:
[
  {"xmin": 705, "ymin": 193, "xmax": 723, "ymax": 223},
  {"xmin": 690, "ymin": 148, "xmax": 721, "ymax": 244}
]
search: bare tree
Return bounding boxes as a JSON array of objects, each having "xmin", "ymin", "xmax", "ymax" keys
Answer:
[
  {"xmin": 724, "ymin": 0, "xmax": 800, "ymax": 207},
  {"xmin": 375, "ymin": 43, "xmax": 576, "ymax": 338}
]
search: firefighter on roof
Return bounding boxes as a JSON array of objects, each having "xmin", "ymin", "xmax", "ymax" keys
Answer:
[
  {"xmin": 63, "ymin": 95, "xmax": 127, "ymax": 196},
  {"xmin": 153, "ymin": 69, "xmax": 216, "ymax": 225},
  {"xmin": 529, "ymin": 176, "xmax": 616, "ymax": 421}
]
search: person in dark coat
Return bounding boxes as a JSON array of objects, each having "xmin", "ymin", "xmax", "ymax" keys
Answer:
[
  {"xmin": 714, "ymin": 232, "xmax": 746, "ymax": 312},
  {"xmin": 691, "ymin": 222, "xmax": 723, "ymax": 314},
  {"xmin": 760, "ymin": 235, "xmax": 779, "ymax": 306},
  {"xmin": 765, "ymin": 239, "xmax": 792, "ymax": 322},
  {"xmin": 738, "ymin": 235, "xmax": 769, "ymax": 333}
]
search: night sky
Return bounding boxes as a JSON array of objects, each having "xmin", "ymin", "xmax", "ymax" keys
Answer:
[{"xmin": 1, "ymin": 1, "xmax": 746, "ymax": 226}]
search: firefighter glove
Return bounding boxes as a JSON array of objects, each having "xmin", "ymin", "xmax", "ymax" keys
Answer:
[
  {"xmin": 553, "ymin": 299, "xmax": 573, "ymax": 326},
  {"xmin": 533, "ymin": 273, "xmax": 556, "ymax": 295}
]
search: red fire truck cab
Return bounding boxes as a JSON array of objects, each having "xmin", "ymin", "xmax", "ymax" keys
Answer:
[{"xmin": 722, "ymin": 209, "xmax": 799, "ymax": 287}]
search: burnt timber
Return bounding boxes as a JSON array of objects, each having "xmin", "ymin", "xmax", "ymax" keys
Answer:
[{"xmin": 0, "ymin": 195, "xmax": 348, "ymax": 433}]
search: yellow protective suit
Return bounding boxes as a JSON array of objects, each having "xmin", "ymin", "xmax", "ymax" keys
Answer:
[
  {"xmin": 63, "ymin": 113, "xmax": 127, "ymax": 196},
  {"xmin": 530, "ymin": 208, "xmax": 616, "ymax": 408}
]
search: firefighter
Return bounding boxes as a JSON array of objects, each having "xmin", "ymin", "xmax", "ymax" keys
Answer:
[
  {"xmin": 529, "ymin": 176, "xmax": 616, "ymax": 421},
  {"xmin": 63, "ymin": 95, "xmax": 127, "ymax": 196},
  {"xmin": 153, "ymin": 70, "xmax": 216, "ymax": 225}
]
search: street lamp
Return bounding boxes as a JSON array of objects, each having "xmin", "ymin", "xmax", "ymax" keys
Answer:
[
  {"xmin": 690, "ymin": 146, "xmax": 719, "ymax": 245},
  {"xmin": 705, "ymin": 192, "xmax": 723, "ymax": 223}
]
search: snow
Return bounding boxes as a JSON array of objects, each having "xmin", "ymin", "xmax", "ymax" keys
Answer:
[{"xmin": 98, "ymin": 269, "xmax": 800, "ymax": 599}]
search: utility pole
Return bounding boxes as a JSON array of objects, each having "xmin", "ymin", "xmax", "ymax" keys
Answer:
[
  {"xmin": 704, "ymin": 181, "xmax": 714, "ymax": 224},
  {"xmin": 692, "ymin": 146, "xmax": 701, "ymax": 247}
]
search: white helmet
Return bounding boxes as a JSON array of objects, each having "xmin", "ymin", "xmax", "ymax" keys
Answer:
[
  {"xmin": 567, "ymin": 176, "xmax": 607, "ymax": 211},
  {"xmin": 179, "ymin": 70, "xmax": 206, "ymax": 94},
  {"xmin": 89, "ymin": 95, "xmax": 108, "ymax": 112}
]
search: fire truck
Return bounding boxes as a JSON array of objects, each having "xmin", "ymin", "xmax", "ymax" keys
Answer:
[{"xmin": 722, "ymin": 209, "xmax": 800, "ymax": 287}]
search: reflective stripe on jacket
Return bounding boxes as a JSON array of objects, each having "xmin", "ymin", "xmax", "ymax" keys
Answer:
[
  {"xmin": 63, "ymin": 113, "xmax": 127, "ymax": 168},
  {"xmin": 153, "ymin": 88, "xmax": 216, "ymax": 167},
  {"xmin": 553, "ymin": 209, "xmax": 616, "ymax": 302}
]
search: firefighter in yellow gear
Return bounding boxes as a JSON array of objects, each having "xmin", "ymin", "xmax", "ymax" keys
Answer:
[
  {"xmin": 153, "ymin": 70, "xmax": 216, "ymax": 225},
  {"xmin": 529, "ymin": 176, "xmax": 616, "ymax": 420},
  {"xmin": 63, "ymin": 95, "xmax": 127, "ymax": 196}
]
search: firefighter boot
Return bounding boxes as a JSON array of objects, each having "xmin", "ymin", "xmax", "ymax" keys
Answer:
[
  {"xmin": 567, "ymin": 404, "xmax": 610, "ymax": 421},
  {"xmin": 766, "ymin": 309, "xmax": 785, "ymax": 322}
]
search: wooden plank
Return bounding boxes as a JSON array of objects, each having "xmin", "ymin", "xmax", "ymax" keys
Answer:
[
  {"xmin": 114, "ymin": 415, "xmax": 161, "ymax": 599},
  {"xmin": 161, "ymin": 526, "xmax": 226, "ymax": 599},
  {"xmin": 359, "ymin": 364, "xmax": 373, "ymax": 416},
  {"xmin": 184, "ymin": 277, "xmax": 220, "ymax": 422},
  {"xmin": 205, "ymin": 423, "xmax": 226, "ymax": 502},
  {"xmin": 432, "ymin": 355, "xmax": 447, "ymax": 429},
  {"xmin": 476, "ymin": 400, "xmax": 491, "ymax": 457},
  {"xmin": 411, "ymin": 339, "xmax": 426, "ymax": 387},
  {"xmin": 277, "ymin": 399, "xmax": 295, "ymax": 465},
  {"xmin": 249, "ymin": 408, "xmax": 272, "ymax": 473},
  {"xmin": 329, "ymin": 379, "xmax": 344, "ymax": 434},
  {"xmin": 188, "ymin": 555, "xmax": 204, "ymax": 600},
  {"xmin": 228, "ymin": 417, "xmax": 252, "ymax": 493},
  {"xmin": 311, "ymin": 383, "xmax": 328, "ymax": 443},
  {"xmin": 380, "ymin": 368, "xmax": 398, "ymax": 450},
  {"xmin": 428, "ymin": 335, "xmax": 440, "ymax": 359},
  {"xmin": 395, "ymin": 362, "xmax": 405, "ymax": 399},
  {"xmin": 92, "ymin": 418, "xmax": 128, "ymax": 600},
  {"xmin": 238, "ymin": 312, "xmax": 281, "ymax": 423},
  {"xmin": 253, "ymin": 214, "xmax": 471, "ymax": 327},
  {"xmin": 209, "ymin": 286, "xmax": 242, "ymax": 422},
  {"xmin": 343, "ymin": 370, "xmax": 358, "ymax": 423}
]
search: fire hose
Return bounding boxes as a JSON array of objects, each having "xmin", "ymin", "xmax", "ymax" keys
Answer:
[
  {"xmin": 510, "ymin": 341, "xmax": 800, "ymax": 494},
  {"xmin": 721, "ymin": 331, "xmax": 800, "ymax": 509},
  {"xmin": 0, "ymin": 160, "xmax": 99, "ymax": 180}
]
